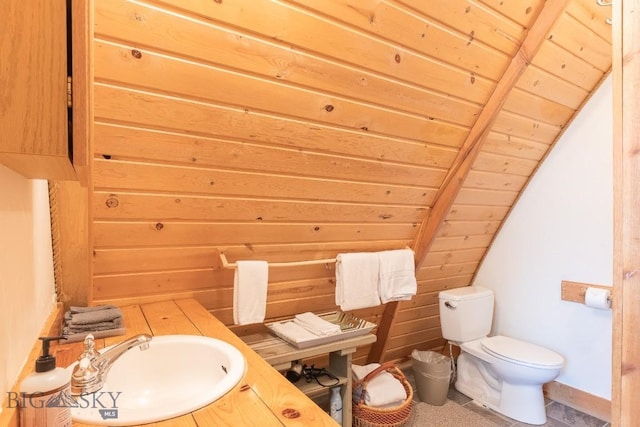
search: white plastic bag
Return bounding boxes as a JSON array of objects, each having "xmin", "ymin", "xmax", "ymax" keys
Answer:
[{"xmin": 411, "ymin": 349, "xmax": 449, "ymax": 365}]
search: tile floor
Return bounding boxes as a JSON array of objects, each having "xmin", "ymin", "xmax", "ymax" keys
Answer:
[
  {"xmin": 403, "ymin": 367, "xmax": 610, "ymax": 427},
  {"xmin": 445, "ymin": 386, "xmax": 609, "ymax": 427}
]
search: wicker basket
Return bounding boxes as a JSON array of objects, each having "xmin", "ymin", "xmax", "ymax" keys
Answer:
[{"xmin": 352, "ymin": 361, "xmax": 413, "ymax": 427}]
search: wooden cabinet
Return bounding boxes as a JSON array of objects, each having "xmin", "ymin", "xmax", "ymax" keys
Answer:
[
  {"xmin": 242, "ymin": 331, "xmax": 377, "ymax": 427},
  {"xmin": 0, "ymin": 0, "xmax": 75, "ymax": 180}
]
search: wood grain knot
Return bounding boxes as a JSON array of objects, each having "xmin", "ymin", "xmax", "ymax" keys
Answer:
[
  {"xmin": 131, "ymin": 49, "xmax": 143, "ymax": 59},
  {"xmin": 622, "ymin": 362, "xmax": 637, "ymax": 375},
  {"xmin": 155, "ymin": 222, "xmax": 164, "ymax": 231},
  {"xmin": 281, "ymin": 408, "xmax": 300, "ymax": 419},
  {"xmin": 394, "ymin": 53, "xmax": 401, "ymax": 63},
  {"xmin": 324, "ymin": 104, "xmax": 334, "ymax": 112},
  {"xmin": 105, "ymin": 197, "xmax": 119, "ymax": 208},
  {"xmin": 239, "ymin": 384, "xmax": 251, "ymax": 392}
]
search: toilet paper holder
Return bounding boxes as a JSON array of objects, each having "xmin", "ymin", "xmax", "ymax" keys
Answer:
[{"xmin": 561, "ymin": 280, "xmax": 613, "ymax": 309}]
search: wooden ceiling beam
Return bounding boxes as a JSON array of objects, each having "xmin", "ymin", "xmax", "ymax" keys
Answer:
[
  {"xmin": 367, "ymin": 0, "xmax": 571, "ymax": 363},
  {"xmin": 413, "ymin": 0, "xmax": 571, "ymax": 270}
]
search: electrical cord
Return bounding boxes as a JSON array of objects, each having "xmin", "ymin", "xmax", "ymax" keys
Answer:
[{"xmin": 302, "ymin": 364, "xmax": 340, "ymax": 387}]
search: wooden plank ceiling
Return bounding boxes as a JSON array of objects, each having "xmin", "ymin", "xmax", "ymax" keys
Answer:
[{"xmin": 90, "ymin": 0, "xmax": 612, "ymax": 364}]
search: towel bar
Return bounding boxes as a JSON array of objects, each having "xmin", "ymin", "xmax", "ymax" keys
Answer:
[
  {"xmin": 219, "ymin": 252, "xmax": 336, "ymax": 269},
  {"xmin": 218, "ymin": 247, "xmax": 414, "ymax": 270}
]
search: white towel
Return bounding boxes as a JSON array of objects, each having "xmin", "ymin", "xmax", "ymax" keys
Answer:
[
  {"xmin": 335, "ymin": 252, "xmax": 381, "ymax": 311},
  {"xmin": 270, "ymin": 321, "xmax": 318, "ymax": 343},
  {"xmin": 352, "ymin": 363, "xmax": 407, "ymax": 407},
  {"xmin": 233, "ymin": 260, "xmax": 269, "ymax": 325},
  {"xmin": 294, "ymin": 312, "xmax": 341, "ymax": 336},
  {"xmin": 378, "ymin": 249, "xmax": 417, "ymax": 303}
]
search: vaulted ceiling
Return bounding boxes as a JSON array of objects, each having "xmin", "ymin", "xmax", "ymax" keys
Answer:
[{"xmin": 88, "ymin": 0, "xmax": 611, "ymax": 363}]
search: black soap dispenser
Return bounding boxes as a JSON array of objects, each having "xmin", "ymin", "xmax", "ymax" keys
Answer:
[{"xmin": 19, "ymin": 336, "xmax": 73, "ymax": 427}]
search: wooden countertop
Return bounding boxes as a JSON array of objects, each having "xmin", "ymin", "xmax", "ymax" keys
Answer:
[{"xmin": 3, "ymin": 299, "xmax": 337, "ymax": 427}]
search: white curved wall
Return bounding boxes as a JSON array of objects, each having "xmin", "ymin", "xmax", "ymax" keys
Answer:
[
  {"xmin": 0, "ymin": 165, "xmax": 57, "ymax": 413},
  {"xmin": 473, "ymin": 76, "xmax": 613, "ymax": 399}
]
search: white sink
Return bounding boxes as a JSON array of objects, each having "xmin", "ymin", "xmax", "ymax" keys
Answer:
[{"xmin": 67, "ymin": 335, "xmax": 246, "ymax": 425}]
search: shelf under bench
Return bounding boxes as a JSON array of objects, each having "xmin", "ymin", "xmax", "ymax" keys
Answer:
[{"xmin": 241, "ymin": 329, "xmax": 377, "ymax": 427}]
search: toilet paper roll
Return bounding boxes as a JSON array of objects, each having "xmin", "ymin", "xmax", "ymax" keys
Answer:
[{"xmin": 585, "ymin": 287, "xmax": 611, "ymax": 310}]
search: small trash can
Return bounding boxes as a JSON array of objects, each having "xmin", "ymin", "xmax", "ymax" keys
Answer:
[{"xmin": 411, "ymin": 349, "xmax": 451, "ymax": 406}]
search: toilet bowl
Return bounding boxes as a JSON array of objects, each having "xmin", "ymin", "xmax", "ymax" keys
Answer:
[
  {"xmin": 456, "ymin": 336, "xmax": 564, "ymax": 425},
  {"xmin": 439, "ymin": 286, "xmax": 565, "ymax": 425}
]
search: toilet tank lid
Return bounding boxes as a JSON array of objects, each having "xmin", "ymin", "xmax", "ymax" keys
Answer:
[{"xmin": 439, "ymin": 286, "xmax": 493, "ymax": 301}]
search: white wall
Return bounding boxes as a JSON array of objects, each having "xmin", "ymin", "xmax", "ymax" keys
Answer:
[
  {"xmin": 0, "ymin": 164, "xmax": 57, "ymax": 412},
  {"xmin": 473, "ymin": 76, "xmax": 613, "ymax": 399}
]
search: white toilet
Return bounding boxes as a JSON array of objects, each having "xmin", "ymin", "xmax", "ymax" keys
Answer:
[{"xmin": 438, "ymin": 286, "xmax": 564, "ymax": 425}]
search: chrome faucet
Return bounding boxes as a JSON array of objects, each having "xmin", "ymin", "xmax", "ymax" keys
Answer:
[{"xmin": 71, "ymin": 333, "xmax": 152, "ymax": 395}]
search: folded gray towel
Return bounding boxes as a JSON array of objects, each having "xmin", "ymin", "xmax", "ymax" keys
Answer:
[
  {"xmin": 69, "ymin": 305, "xmax": 119, "ymax": 314},
  {"xmin": 64, "ymin": 318, "xmax": 123, "ymax": 333},
  {"xmin": 63, "ymin": 305, "xmax": 125, "ymax": 343},
  {"xmin": 65, "ymin": 306, "xmax": 123, "ymax": 325}
]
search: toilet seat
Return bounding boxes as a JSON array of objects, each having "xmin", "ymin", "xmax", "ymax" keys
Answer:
[{"xmin": 481, "ymin": 335, "xmax": 564, "ymax": 369}]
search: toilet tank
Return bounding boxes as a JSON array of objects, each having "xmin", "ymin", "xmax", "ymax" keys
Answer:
[{"xmin": 439, "ymin": 286, "xmax": 494, "ymax": 343}]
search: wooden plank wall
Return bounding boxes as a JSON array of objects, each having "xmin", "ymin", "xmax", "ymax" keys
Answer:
[
  {"xmin": 383, "ymin": 0, "xmax": 612, "ymax": 362},
  {"xmin": 89, "ymin": 0, "xmax": 611, "ymax": 364}
]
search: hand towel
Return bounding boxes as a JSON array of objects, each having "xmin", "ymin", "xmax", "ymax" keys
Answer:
[
  {"xmin": 233, "ymin": 260, "xmax": 269, "ymax": 325},
  {"xmin": 352, "ymin": 363, "xmax": 407, "ymax": 407},
  {"xmin": 65, "ymin": 305, "xmax": 122, "ymax": 325},
  {"xmin": 68, "ymin": 304, "xmax": 119, "ymax": 313},
  {"xmin": 65, "ymin": 320, "xmax": 123, "ymax": 332},
  {"xmin": 63, "ymin": 305, "xmax": 126, "ymax": 343},
  {"xmin": 270, "ymin": 321, "xmax": 318, "ymax": 344},
  {"xmin": 335, "ymin": 252, "xmax": 380, "ymax": 311},
  {"xmin": 377, "ymin": 249, "xmax": 417, "ymax": 303},
  {"xmin": 293, "ymin": 312, "xmax": 341, "ymax": 336}
]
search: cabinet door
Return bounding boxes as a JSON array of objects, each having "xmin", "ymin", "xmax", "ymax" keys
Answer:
[{"xmin": 0, "ymin": 0, "xmax": 75, "ymax": 179}]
